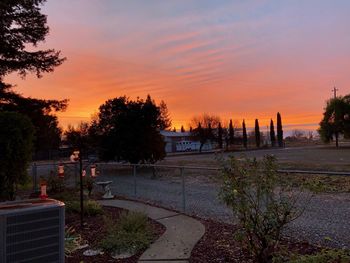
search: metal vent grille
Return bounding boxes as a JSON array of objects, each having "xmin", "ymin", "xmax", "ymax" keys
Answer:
[{"xmin": 6, "ymin": 210, "xmax": 61, "ymax": 263}]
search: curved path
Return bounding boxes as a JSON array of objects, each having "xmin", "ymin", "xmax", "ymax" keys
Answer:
[{"xmin": 98, "ymin": 199, "xmax": 205, "ymax": 263}]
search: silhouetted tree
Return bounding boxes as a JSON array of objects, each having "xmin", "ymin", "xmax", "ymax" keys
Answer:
[
  {"xmin": 0, "ymin": 83, "xmax": 68, "ymax": 155},
  {"xmin": 229, "ymin": 119, "xmax": 234, "ymax": 145},
  {"xmin": 0, "ymin": 0, "xmax": 65, "ymax": 80},
  {"xmin": 181, "ymin": 126, "xmax": 185, "ymax": 132},
  {"xmin": 189, "ymin": 126, "xmax": 193, "ymax": 132},
  {"xmin": 93, "ymin": 95, "xmax": 166, "ymax": 163},
  {"xmin": 277, "ymin": 112, "xmax": 284, "ymax": 147},
  {"xmin": 0, "ymin": 112, "xmax": 34, "ymax": 200},
  {"xmin": 270, "ymin": 119, "xmax": 276, "ymax": 147},
  {"xmin": 255, "ymin": 119, "xmax": 260, "ymax": 148},
  {"xmin": 318, "ymin": 96, "xmax": 350, "ymax": 147},
  {"xmin": 159, "ymin": 100, "xmax": 172, "ymax": 130},
  {"xmin": 242, "ymin": 120, "xmax": 247, "ymax": 149},
  {"xmin": 218, "ymin": 122, "xmax": 223, "ymax": 149},
  {"xmin": 173, "ymin": 127, "xmax": 176, "ymax": 132}
]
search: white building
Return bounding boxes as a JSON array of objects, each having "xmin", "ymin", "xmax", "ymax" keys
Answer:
[{"xmin": 160, "ymin": 130, "xmax": 213, "ymax": 153}]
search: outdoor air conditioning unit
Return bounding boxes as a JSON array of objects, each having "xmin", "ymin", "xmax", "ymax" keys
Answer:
[{"xmin": 0, "ymin": 199, "xmax": 65, "ymax": 263}]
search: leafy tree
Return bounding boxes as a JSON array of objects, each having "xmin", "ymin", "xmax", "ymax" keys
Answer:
[
  {"xmin": 277, "ymin": 112, "xmax": 283, "ymax": 147},
  {"xmin": 65, "ymin": 122, "xmax": 91, "ymax": 153},
  {"xmin": 180, "ymin": 125, "xmax": 185, "ymax": 132},
  {"xmin": 218, "ymin": 122, "xmax": 223, "ymax": 149},
  {"xmin": 242, "ymin": 119, "xmax": 247, "ymax": 149},
  {"xmin": 255, "ymin": 119, "xmax": 260, "ymax": 148},
  {"xmin": 0, "ymin": 0, "xmax": 65, "ymax": 79},
  {"xmin": 318, "ymin": 96, "xmax": 350, "ymax": 147},
  {"xmin": 0, "ymin": 83, "xmax": 67, "ymax": 155},
  {"xmin": 93, "ymin": 95, "xmax": 166, "ymax": 163},
  {"xmin": 229, "ymin": 119, "xmax": 234, "ymax": 145},
  {"xmin": 0, "ymin": 112, "xmax": 34, "ymax": 200},
  {"xmin": 159, "ymin": 100, "xmax": 171, "ymax": 130},
  {"xmin": 270, "ymin": 119, "xmax": 276, "ymax": 147}
]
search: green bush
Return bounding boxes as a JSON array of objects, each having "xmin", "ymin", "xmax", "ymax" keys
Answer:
[
  {"xmin": 66, "ymin": 200, "xmax": 103, "ymax": 216},
  {"xmin": 47, "ymin": 173, "xmax": 65, "ymax": 193},
  {"xmin": 99, "ymin": 211, "xmax": 153, "ymax": 254},
  {"xmin": 288, "ymin": 249, "xmax": 350, "ymax": 263},
  {"xmin": 220, "ymin": 155, "xmax": 308, "ymax": 263}
]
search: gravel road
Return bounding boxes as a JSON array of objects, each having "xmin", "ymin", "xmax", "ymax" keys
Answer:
[{"xmin": 97, "ymin": 171, "xmax": 350, "ymax": 249}]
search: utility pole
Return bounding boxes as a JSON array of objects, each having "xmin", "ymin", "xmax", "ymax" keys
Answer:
[{"xmin": 332, "ymin": 86, "xmax": 338, "ymax": 99}]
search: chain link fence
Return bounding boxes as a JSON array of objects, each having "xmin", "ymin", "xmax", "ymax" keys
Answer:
[{"xmin": 29, "ymin": 161, "xmax": 350, "ymax": 247}]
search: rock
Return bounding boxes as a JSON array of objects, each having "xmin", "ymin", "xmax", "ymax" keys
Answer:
[
  {"xmin": 111, "ymin": 251, "xmax": 134, "ymax": 259},
  {"xmin": 83, "ymin": 249, "xmax": 102, "ymax": 256}
]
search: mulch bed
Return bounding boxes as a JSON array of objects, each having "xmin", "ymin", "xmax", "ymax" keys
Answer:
[
  {"xmin": 65, "ymin": 206, "xmax": 165, "ymax": 263},
  {"xmin": 190, "ymin": 218, "xmax": 320, "ymax": 263}
]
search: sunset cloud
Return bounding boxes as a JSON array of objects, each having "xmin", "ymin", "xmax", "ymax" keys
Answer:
[{"xmin": 5, "ymin": 0, "xmax": 350, "ymax": 131}]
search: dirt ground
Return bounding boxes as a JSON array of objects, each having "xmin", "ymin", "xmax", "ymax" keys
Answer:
[{"xmin": 161, "ymin": 145, "xmax": 350, "ymax": 171}]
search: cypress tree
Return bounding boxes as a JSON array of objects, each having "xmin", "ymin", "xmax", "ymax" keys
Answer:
[
  {"xmin": 218, "ymin": 122, "xmax": 223, "ymax": 149},
  {"xmin": 277, "ymin": 112, "xmax": 283, "ymax": 147},
  {"xmin": 242, "ymin": 120, "xmax": 247, "ymax": 149},
  {"xmin": 270, "ymin": 119, "xmax": 276, "ymax": 147},
  {"xmin": 229, "ymin": 119, "xmax": 234, "ymax": 145},
  {"xmin": 181, "ymin": 125, "xmax": 185, "ymax": 132},
  {"xmin": 255, "ymin": 119, "xmax": 260, "ymax": 148}
]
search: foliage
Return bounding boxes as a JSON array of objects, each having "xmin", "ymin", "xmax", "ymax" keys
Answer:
[
  {"xmin": 191, "ymin": 114, "xmax": 219, "ymax": 152},
  {"xmin": 66, "ymin": 200, "xmax": 103, "ymax": 216},
  {"xmin": 159, "ymin": 100, "xmax": 172, "ymax": 130},
  {"xmin": 100, "ymin": 211, "xmax": 153, "ymax": 254},
  {"xmin": 92, "ymin": 95, "xmax": 166, "ymax": 163},
  {"xmin": 0, "ymin": 0, "xmax": 65, "ymax": 79},
  {"xmin": 277, "ymin": 112, "xmax": 283, "ymax": 147},
  {"xmin": 287, "ymin": 249, "xmax": 350, "ymax": 263},
  {"xmin": 47, "ymin": 173, "xmax": 65, "ymax": 193},
  {"xmin": 0, "ymin": 112, "xmax": 34, "ymax": 200},
  {"xmin": 220, "ymin": 155, "xmax": 305, "ymax": 263},
  {"xmin": 255, "ymin": 119, "xmax": 261, "ymax": 148},
  {"xmin": 318, "ymin": 96, "xmax": 350, "ymax": 147},
  {"xmin": 242, "ymin": 120, "xmax": 248, "ymax": 149},
  {"xmin": 229, "ymin": 119, "xmax": 234, "ymax": 145},
  {"xmin": 181, "ymin": 125, "xmax": 185, "ymax": 132},
  {"xmin": 65, "ymin": 122, "xmax": 91, "ymax": 152},
  {"xmin": 0, "ymin": 83, "xmax": 68, "ymax": 154},
  {"xmin": 83, "ymin": 176, "xmax": 94, "ymax": 196},
  {"xmin": 218, "ymin": 122, "xmax": 223, "ymax": 149},
  {"xmin": 270, "ymin": 119, "xmax": 276, "ymax": 147}
]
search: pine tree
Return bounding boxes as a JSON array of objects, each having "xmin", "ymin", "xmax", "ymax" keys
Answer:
[
  {"xmin": 270, "ymin": 119, "xmax": 276, "ymax": 147},
  {"xmin": 229, "ymin": 119, "xmax": 234, "ymax": 145},
  {"xmin": 242, "ymin": 120, "xmax": 248, "ymax": 149},
  {"xmin": 277, "ymin": 112, "xmax": 283, "ymax": 147},
  {"xmin": 255, "ymin": 119, "xmax": 260, "ymax": 148},
  {"xmin": 189, "ymin": 126, "xmax": 193, "ymax": 133},
  {"xmin": 218, "ymin": 122, "xmax": 223, "ymax": 149},
  {"xmin": 181, "ymin": 125, "xmax": 185, "ymax": 132},
  {"xmin": 173, "ymin": 127, "xmax": 176, "ymax": 132}
]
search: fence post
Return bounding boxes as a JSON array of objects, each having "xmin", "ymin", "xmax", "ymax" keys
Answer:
[
  {"xmin": 181, "ymin": 167, "xmax": 185, "ymax": 212},
  {"xmin": 32, "ymin": 163, "xmax": 38, "ymax": 192},
  {"xmin": 74, "ymin": 162, "xmax": 78, "ymax": 187},
  {"xmin": 133, "ymin": 164, "xmax": 137, "ymax": 197}
]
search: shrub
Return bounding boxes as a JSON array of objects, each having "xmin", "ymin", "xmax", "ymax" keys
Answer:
[
  {"xmin": 66, "ymin": 200, "xmax": 103, "ymax": 216},
  {"xmin": 220, "ymin": 155, "xmax": 307, "ymax": 263},
  {"xmin": 83, "ymin": 176, "xmax": 94, "ymax": 196},
  {"xmin": 47, "ymin": 173, "xmax": 65, "ymax": 193},
  {"xmin": 99, "ymin": 211, "xmax": 153, "ymax": 254}
]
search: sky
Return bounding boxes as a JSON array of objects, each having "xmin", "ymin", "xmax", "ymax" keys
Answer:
[{"xmin": 5, "ymin": 0, "xmax": 350, "ymax": 132}]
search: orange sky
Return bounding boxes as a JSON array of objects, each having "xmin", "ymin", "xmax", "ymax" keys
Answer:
[{"xmin": 5, "ymin": 1, "xmax": 350, "ymax": 133}]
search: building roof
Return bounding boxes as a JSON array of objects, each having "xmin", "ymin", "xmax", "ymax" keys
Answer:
[{"xmin": 160, "ymin": 130, "xmax": 192, "ymax": 137}]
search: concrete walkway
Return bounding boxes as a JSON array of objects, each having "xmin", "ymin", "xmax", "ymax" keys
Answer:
[{"xmin": 99, "ymin": 199, "xmax": 205, "ymax": 263}]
